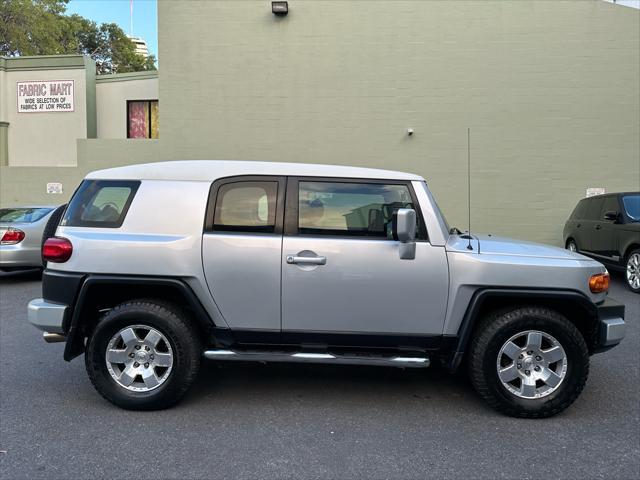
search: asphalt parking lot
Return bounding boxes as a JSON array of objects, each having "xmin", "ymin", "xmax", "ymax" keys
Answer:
[{"xmin": 0, "ymin": 271, "xmax": 638, "ymax": 480}]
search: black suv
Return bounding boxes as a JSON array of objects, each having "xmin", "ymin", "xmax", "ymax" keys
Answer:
[{"xmin": 564, "ymin": 192, "xmax": 640, "ymax": 293}]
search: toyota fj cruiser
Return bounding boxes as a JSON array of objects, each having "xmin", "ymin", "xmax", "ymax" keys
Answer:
[{"xmin": 28, "ymin": 161, "xmax": 626, "ymax": 417}]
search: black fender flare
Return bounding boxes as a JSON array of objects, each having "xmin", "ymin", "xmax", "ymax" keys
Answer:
[
  {"xmin": 63, "ymin": 274, "xmax": 215, "ymax": 361},
  {"xmin": 446, "ymin": 288, "xmax": 598, "ymax": 372}
]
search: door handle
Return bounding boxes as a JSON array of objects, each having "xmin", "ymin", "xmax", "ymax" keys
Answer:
[
  {"xmin": 595, "ymin": 224, "xmax": 602, "ymax": 230},
  {"xmin": 286, "ymin": 255, "xmax": 326, "ymax": 265}
]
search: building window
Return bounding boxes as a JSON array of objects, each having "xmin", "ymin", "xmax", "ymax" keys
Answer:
[{"xmin": 127, "ymin": 100, "xmax": 159, "ymax": 139}]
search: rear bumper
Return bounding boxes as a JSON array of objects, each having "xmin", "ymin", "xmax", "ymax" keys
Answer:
[
  {"xmin": 0, "ymin": 243, "xmax": 41, "ymax": 268},
  {"xmin": 27, "ymin": 298, "xmax": 67, "ymax": 335},
  {"xmin": 595, "ymin": 297, "xmax": 625, "ymax": 352}
]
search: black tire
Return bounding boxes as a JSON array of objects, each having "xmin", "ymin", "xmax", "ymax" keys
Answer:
[
  {"xmin": 85, "ymin": 300, "xmax": 202, "ymax": 410},
  {"xmin": 625, "ymin": 249, "xmax": 640, "ymax": 294},
  {"xmin": 566, "ymin": 239, "xmax": 578, "ymax": 253},
  {"xmin": 41, "ymin": 204, "xmax": 67, "ymax": 267},
  {"xmin": 468, "ymin": 306, "xmax": 589, "ymax": 418}
]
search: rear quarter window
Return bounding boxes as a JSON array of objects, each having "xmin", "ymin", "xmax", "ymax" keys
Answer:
[
  {"xmin": 61, "ymin": 180, "xmax": 140, "ymax": 228},
  {"xmin": 585, "ymin": 197, "xmax": 604, "ymax": 220},
  {"xmin": 570, "ymin": 199, "xmax": 589, "ymax": 220}
]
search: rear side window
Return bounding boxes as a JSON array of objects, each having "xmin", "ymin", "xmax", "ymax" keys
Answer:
[
  {"xmin": 0, "ymin": 207, "xmax": 53, "ymax": 223},
  {"xmin": 570, "ymin": 200, "xmax": 588, "ymax": 220},
  {"xmin": 61, "ymin": 180, "xmax": 140, "ymax": 228},
  {"xmin": 213, "ymin": 181, "xmax": 278, "ymax": 233},
  {"xmin": 585, "ymin": 197, "xmax": 604, "ymax": 220}
]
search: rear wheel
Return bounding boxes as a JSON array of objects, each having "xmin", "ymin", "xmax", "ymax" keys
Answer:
[
  {"xmin": 566, "ymin": 239, "xmax": 578, "ymax": 253},
  {"xmin": 85, "ymin": 300, "xmax": 201, "ymax": 410},
  {"xmin": 468, "ymin": 306, "xmax": 589, "ymax": 418},
  {"xmin": 625, "ymin": 249, "xmax": 640, "ymax": 293}
]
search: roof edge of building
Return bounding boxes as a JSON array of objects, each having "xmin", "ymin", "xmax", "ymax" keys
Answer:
[
  {"xmin": 96, "ymin": 70, "xmax": 158, "ymax": 84},
  {"xmin": 0, "ymin": 54, "xmax": 90, "ymax": 72}
]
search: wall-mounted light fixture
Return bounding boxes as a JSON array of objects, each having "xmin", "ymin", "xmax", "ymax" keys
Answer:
[{"xmin": 272, "ymin": 1, "xmax": 288, "ymax": 15}]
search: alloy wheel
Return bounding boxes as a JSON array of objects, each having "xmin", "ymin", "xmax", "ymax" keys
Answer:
[
  {"xmin": 496, "ymin": 330, "xmax": 567, "ymax": 399},
  {"xmin": 105, "ymin": 324, "xmax": 174, "ymax": 392},
  {"xmin": 627, "ymin": 253, "xmax": 640, "ymax": 290}
]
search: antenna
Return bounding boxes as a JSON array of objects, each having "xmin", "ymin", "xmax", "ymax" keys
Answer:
[
  {"xmin": 130, "ymin": 0, "xmax": 134, "ymax": 36},
  {"xmin": 466, "ymin": 127, "xmax": 473, "ymax": 250}
]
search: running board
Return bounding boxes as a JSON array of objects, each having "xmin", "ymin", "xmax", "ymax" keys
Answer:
[{"xmin": 203, "ymin": 349, "xmax": 430, "ymax": 368}]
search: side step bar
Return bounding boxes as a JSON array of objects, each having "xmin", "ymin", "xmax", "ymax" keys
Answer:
[{"xmin": 203, "ymin": 349, "xmax": 430, "ymax": 368}]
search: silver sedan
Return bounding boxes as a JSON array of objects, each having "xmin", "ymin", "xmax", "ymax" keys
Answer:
[{"xmin": 0, "ymin": 206, "xmax": 58, "ymax": 271}]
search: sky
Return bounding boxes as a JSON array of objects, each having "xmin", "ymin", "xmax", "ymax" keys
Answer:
[{"xmin": 66, "ymin": 0, "xmax": 158, "ymax": 62}]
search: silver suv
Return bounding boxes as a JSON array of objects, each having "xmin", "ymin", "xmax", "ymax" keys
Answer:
[{"xmin": 28, "ymin": 161, "xmax": 626, "ymax": 417}]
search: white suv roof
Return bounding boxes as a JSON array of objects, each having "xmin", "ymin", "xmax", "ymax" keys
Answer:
[{"xmin": 87, "ymin": 160, "xmax": 424, "ymax": 182}]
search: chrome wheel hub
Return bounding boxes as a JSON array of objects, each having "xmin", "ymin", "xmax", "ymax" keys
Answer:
[
  {"xmin": 627, "ymin": 253, "xmax": 640, "ymax": 290},
  {"xmin": 496, "ymin": 330, "xmax": 567, "ymax": 399},
  {"xmin": 105, "ymin": 325, "xmax": 174, "ymax": 392},
  {"xmin": 567, "ymin": 242, "xmax": 577, "ymax": 252}
]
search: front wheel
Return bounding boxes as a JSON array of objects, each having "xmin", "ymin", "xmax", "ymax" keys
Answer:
[
  {"xmin": 468, "ymin": 306, "xmax": 589, "ymax": 418},
  {"xmin": 85, "ymin": 300, "xmax": 202, "ymax": 410}
]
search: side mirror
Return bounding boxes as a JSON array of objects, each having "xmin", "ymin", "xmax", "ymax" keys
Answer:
[
  {"xmin": 393, "ymin": 208, "xmax": 416, "ymax": 259},
  {"xmin": 604, "ymin": 211, "xmax": 619, "ymax": 222}
]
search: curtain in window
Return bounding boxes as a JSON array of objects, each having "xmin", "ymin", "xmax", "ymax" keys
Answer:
[
  {"xmin": 128, "ymin": 101, "xmax": 149, "ymax": 138},
  {"xmin": 150, "ymin": 101, "xmax": 159, "ymax": 139}
]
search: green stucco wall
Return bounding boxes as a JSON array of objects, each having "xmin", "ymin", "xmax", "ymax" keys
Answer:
[
  {"xmin": 85, "ymin": 56, "xmax": 97, "ymax": 138},
  {"xmin": 155, "ymin": 0, "xmax": 640, "ymax": 245},
  {"xmin": 1, "ymin": 1, "xmax": 638, "ymax": 247},
  {"xmin": 0, "ymin": 122, "xmax": 8, "ymax": 166},
  {"xmin": 0, "ymin": 139, "xmax": 161, "ymax": 205}
]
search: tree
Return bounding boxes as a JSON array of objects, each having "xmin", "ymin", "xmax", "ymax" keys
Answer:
[
  {"xmin": 0, "ymin": 0, "xmax": 156, "ymax": 73},
  {"xmin": 92, "ymin": 22, "xmax": 157, "ymax": 74},
  {"xmin": 0, "ymin": 0, "xmax": 68, "ymax": 56}
]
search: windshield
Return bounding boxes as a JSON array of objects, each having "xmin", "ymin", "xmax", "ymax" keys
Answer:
[
  {"xmin": 0, "ymin": 207, "xmax": 53, "ymax": 223},
  {"xmin": 622, "ymin": 195, "xmax": 640, "ymax": 222}
]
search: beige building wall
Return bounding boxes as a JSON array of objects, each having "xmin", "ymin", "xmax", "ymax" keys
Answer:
[
  {"xmin": 0, "ymin": 63, "xmax": 7, "ymax": 165},
  {"xmin": 0, "ymin": 58, "xmax": 158, "ymax": 205},
  {"xmin": 96, "ymin": 71, "xmax": 159, "ymax": 138},
  {"xmin": 1, "ymin": 56, "xmax": 94, "ymax": 167},
  {"xmin": 157, "ymin": 0, "xmax": 640, "ymax": 245},
  {"xmin": 0, "ymin": 64, "xmax": 7, "ymax": 122}
]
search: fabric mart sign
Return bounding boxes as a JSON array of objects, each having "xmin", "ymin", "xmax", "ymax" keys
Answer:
[{"xmin": 17, "ymin": 80, "xmax": 75, "ymax": 113}]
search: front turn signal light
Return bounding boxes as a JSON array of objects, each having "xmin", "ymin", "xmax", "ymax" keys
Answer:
[{"xmin": 589, "ymin": 272, "xmax": 609, "ymax": 293}]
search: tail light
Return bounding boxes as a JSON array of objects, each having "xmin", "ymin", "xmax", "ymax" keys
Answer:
[
  {"xmin": 1, "ymin": 228, "xmax": 25, "ymax": 245},
  {"xmin": 42, "ymin": 237, "xmax": 73, "ymax": 263},
  {"xmin": 589, "ymin": 272, "xmax": 609, "ymax": 293}
]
